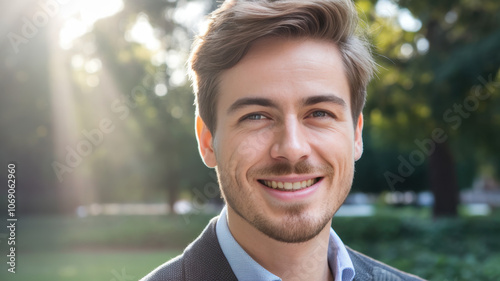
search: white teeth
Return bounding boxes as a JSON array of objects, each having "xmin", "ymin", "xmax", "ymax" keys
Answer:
[{"xmin": 262, "ymin": 178, "xmax": 318, "ymax": 191}]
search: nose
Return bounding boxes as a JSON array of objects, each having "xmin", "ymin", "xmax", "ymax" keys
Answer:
[{"xmin": 270, "ymin": 116, "xmax": 311, "ymax": 163}]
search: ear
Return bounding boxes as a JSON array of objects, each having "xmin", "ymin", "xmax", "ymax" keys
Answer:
[
  {"xmin": 195, "ymin": 115, "xmax": 217, "ymax": 167},
  {"xmin": 354, "ymin": 113, "xmax": 364, "ymax": 161}
]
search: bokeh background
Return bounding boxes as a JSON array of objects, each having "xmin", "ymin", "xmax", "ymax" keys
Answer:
[{"xmin": 0, "ymin": 0, "xmax": 499, "ymax": 280}]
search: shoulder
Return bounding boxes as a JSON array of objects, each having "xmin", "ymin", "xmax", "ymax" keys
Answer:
[
  {"xmin": 346, "ymin": 247, "xmax": 426, "ymax": 281},
  {"xmin": 140, "ymin": 254, "xmax": 184, "ymax": 281},
  {"xmin": 139, "ymin": 216, "xmax": 237, "ymax": 281}
]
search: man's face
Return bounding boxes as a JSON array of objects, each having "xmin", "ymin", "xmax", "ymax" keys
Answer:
[{"xmin": 197, "ymin": 37, "xmax": 363, "ymax": 243}]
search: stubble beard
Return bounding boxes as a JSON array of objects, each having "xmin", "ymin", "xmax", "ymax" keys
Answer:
[{"xmin": 217, "ymin": 160, "xmax": 352, "ymax": 243}]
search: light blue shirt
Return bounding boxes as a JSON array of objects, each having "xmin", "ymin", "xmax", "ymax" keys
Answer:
[{"xmin": 216, "ymin": 207, "xmax": 355, "ymax": 281}]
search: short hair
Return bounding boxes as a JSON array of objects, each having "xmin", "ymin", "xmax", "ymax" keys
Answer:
[{"xmin": 189, "ymin": 0, "xmax": 375, "ymax": 134}]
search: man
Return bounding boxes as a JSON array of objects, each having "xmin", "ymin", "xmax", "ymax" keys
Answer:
[{"xmin": 142, "ymin": 0, "xmax": 424, "ymax": 280}]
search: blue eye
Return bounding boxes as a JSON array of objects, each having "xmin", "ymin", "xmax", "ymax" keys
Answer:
[
  {"xmin": 311, "ymin": 111, "xmax": 330, "ymax": 118},
  {"xmin": 245, "ymin": 114, "xmax": 267, "ymax": 120}
]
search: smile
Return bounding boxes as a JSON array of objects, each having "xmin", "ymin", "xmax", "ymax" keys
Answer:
[{"xmin": 258, "ymin": 178, "xmax": 321, "ymax": 191}]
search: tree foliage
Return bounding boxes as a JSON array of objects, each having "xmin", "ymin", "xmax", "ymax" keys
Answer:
[
  {"xmin": 0, "ymin": 0, "xmax": 498, "ymax": 215},
  {"xmin": 354, "ymin": 0, "xmax": 500, "ymax": 216}
]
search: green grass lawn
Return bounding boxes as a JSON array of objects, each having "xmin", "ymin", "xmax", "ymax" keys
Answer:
[
  {"xmin": 0, "ymin": 207, "xmax": 498, "ymax": 280},
  {"xmin": 0, "ymin": 214, "xmax": 201, "ymax": 281},
  {"xmin": 0, "ymin": 250, "xmax": 180, "ymax": 281}
]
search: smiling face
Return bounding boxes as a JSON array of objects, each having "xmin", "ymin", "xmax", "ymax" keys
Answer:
[{"xmin": 197, "ymin": 37, "xmax": 364, "ymax": 243}]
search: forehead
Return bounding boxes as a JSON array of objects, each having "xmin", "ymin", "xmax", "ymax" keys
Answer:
[{"xmin": 217, "ymin": 37, "xmax": 350, "ymax": 112}]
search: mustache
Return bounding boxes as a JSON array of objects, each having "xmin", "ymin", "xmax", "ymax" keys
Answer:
[{"xmin": 251, "ymin": 161, "xmax": 334, "ymax": 177}]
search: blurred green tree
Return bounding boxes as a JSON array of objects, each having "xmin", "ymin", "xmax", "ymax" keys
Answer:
[
  {"xmin": 85, "ymin": 0, "xmax": 218, "ymax": 213},
  {"xmin": 1, "ymin": 0, "xmax": 498, "ymax": 217},
  {"xmin": 357, "ymin": 0, "xmax": 500, "ymax": 217}
]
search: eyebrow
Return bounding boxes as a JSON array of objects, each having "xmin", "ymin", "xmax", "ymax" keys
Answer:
[
  {"xmin": 227, "ymin": 97, "xmax": 278, "ymax": 114},
  {"xmin": 226, "ymin": 94, "xmax": 347, "ymax": 115},
  {"xmin": 303, "ymin": 94, "xmax": 347, "ymax": 108}
]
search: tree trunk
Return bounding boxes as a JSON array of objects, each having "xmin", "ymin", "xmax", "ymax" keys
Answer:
[
  {"xmin": 167, "ymin": 178, "xmax": 178, "ymax": 215},
  {"xmin": 429, "ymin": 142, "xmax": 459, "ymax": 217}
]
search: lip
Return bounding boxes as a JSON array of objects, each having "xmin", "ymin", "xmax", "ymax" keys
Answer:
[{"xmin": 259, "ymin": 177, "xmax": 323, "ymax": 202}]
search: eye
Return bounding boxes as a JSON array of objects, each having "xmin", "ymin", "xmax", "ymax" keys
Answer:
[
  {"xmin": 309, "ymin": 110, "xmax": 334, "ymax": 119},
  {"xmin": 242, "ymin": 113, "xmax": 268, "ymax": 121}
]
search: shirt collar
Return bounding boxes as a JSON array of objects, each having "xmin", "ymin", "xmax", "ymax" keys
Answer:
[
  {"xmin": 328, "ymin": 227, "xmax": 355, "ymax": 281},
  {"xmin": 216, "ymin": 206, "xmax": 355, "ymax": 281}
]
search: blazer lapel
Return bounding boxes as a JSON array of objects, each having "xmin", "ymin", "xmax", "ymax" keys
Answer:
[
  {"xmin": 183, "ymin": 216, "xmax": 238, "ymax": 281},
  {"xmin": 348, "ymin": 247, "xmax": 408, "ymax": 281},
  {"xmin": 352, "ymin": 265, "xmax": 404, "ymax": 281}
]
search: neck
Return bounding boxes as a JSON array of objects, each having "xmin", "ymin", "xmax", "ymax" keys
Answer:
[{"xmin": 226, "ymin": 206, "xmax": 334, "ymax": 281}]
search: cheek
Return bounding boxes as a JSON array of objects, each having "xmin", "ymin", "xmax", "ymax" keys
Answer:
[
  {"xmin": 310, "ymin": 131, "xmax": 356, "ymax": 180},
  {"xmin": 231, "ymin": 128, "xmax": 274, "ymax": 162},
  {"xmin": 310, "ymin": 128, "xmax": 354, "ymax": 155}
]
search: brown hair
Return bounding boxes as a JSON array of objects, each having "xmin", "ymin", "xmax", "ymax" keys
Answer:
[{"xmin": 189, "ymin": 0, "xmax": 375, "ymax": 134}]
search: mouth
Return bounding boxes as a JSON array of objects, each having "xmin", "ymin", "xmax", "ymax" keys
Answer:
[{"xmin": 258, "ymin": 177, "xmax": 321, "ymax": 191}]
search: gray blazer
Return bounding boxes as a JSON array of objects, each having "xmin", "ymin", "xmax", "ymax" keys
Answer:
[{"xmin": 141, "ymin": 216, "xmax": 425, "ymax": 281}]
